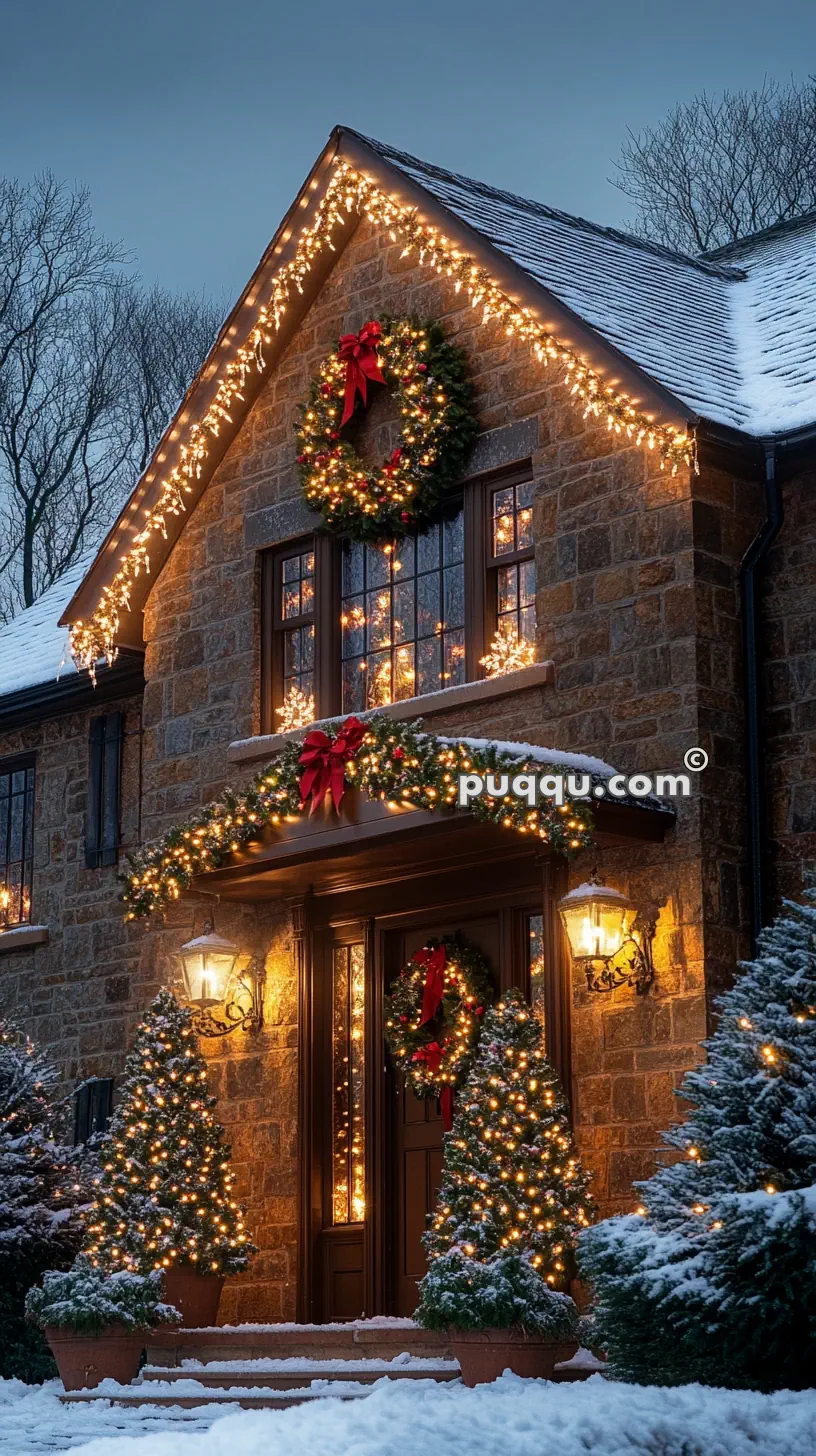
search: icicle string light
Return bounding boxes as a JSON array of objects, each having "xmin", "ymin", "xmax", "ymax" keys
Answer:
[{"xmin": 69, "ymin": 158, "xmax": 695, "ymax": 674}]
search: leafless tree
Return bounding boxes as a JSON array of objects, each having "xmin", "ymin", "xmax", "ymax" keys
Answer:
[
  {"xmin": 612, "ymin": 77, "xmax": 816, "ymax": 254},
  {"xmin": 0, "ymin": 175, "xmax": 220, "ymax": 622}
]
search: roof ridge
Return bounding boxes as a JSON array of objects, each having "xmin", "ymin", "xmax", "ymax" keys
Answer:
[
  {"xmin": 702, "ymin": 207, "xmax": 816, "ymax": 259},
  {"xmin": 345, "ymin": 128, "xmax": 745, "ymax": 282}
]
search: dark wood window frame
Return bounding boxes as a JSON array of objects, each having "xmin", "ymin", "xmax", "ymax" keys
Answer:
[
  {"xmin": 260, "ymin": 460, "xmax": 534, "ymax": 733},
  {"xmin": 0, "ymin": 752, "xmax": 36, "ymax": 927},
  {"xmin": 86, "ymin": 711, "xmax": 123, "ymax": 869}
]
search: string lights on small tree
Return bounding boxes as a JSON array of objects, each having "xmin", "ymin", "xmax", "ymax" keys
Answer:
[
  {"xmin": 480, "ymin": 623, "xmax": 536, "ymax": 677},
  {"xmin": 83, "ymin": 990, "xmax": 255, "ymax": 1278},
  {"xmin": 69, "ymin": 156, "xmax": 694, "ymax": 677},
  {"xmin": 423, "ymin": 989, "xmax": 594, "ymax": 1288},
  {"xmin": 275, "ymin": 685, "xmax": 316, "ymax": 733}
]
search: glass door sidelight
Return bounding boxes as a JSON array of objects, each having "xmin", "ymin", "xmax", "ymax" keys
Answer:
[{"xmin": 317, "ymin": 930, "xmax": 368, "ymax": 1322}]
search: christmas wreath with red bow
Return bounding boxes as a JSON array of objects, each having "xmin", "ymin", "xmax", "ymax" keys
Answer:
[
  {"xmin": 295, "ymin": 315, "xmax": 478, "ymax": 543},
  {"xmin": 384, "ymin": 935, "xmax": 493, "ymax": 1129}
]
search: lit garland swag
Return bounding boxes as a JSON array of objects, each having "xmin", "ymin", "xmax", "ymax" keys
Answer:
[
  {"xmin": 70, "ymin": 155, "xmax": 694, "ymax": 676},
  {"xmin": 83, "ymin": 990, "xmax": 254, "ymax": 1277},
  {"xmin": 295, "ymin": 315, "xmax": 478, "ymax": 543},
  {"xmin": 384, "ymin": 936, "xmax": 493, "ymax": 1128},
  {"xmin": 122, "ymin": 715, "xmax": 593, "ymax": 922}
]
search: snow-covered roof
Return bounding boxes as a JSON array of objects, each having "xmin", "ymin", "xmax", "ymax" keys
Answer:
[
  {"xmin": 359, "ymin": 131, "xmax": 816, "ymax": 436},
  {"xmin": 0, "ymin": 557, "xmax": 90, "ymax": 697}
]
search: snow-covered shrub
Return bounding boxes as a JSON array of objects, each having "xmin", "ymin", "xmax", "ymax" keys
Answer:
[
  {"xmin": 580, "ymin": 895, "xmax": 816, "ymax": 1390},
  {"xmin": 416, "ymin": 1248, "xmax": 578, "ymax": 1335},
  {"xmin": 26, "ymin": 1258, "xmax": 181, "ymax": 1334},
  {"xmin": 0, "ymin": 1021, "xmax": 86, "ymax": 1380}
]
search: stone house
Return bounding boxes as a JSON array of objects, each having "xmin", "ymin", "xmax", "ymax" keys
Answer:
[{"xmin": 1, "ymin": 127, "xmax": 815, "ymax": 1326}]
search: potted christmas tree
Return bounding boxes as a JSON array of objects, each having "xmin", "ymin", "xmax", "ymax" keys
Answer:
[
  {"xmin": 580, "ymin": 895, "xmax": 816, "ymax": 1391},
  {"xmin": 26, "ymin": 1258, "xmax": 180, "ymax": 1390},
  {"xmin": 416, "ymin": 988, "xmax": 594, "ymax": 1384},
  {"xmin": 0, "ymin": 1021, "xmax": 85, "ymax": 1382},
  {"xmin": 82, "ymin": 990, "xmax": 255, "ymax": 1327}
]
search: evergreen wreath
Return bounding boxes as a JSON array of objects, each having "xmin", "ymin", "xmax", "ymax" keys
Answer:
[
  {"xmin": 295, "ymin": 315, "xmax": 478, "ymax": 543},
  {"xmin": 384, "ymin": 935, "xmax": 493, "ymax": 1126}
]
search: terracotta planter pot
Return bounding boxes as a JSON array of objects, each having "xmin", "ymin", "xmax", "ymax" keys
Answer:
[
  {"xmin": 162, "ymin": 1267, "xmax": 224, "ymax": 1328},
  {"xmin": 450, "ymin": 1328, "xmax": 579, "ymax": 1386},
  {"xmin": 45, "ymin": 1325, "xmax": 145, "ymax": 1391}
]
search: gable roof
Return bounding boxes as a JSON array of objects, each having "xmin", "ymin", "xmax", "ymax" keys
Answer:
[
  {"xmin": 34, "ymin": 122, "xmax": 816, "ymax": 673},
  {"xmin": 357, "ymin": 132, "xmax": 816, "ymax": 437}
]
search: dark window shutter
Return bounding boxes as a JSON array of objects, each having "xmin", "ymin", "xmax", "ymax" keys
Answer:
[
  {"xmin": 73, "ymin": 1077, "xmax": 115, "ymax": 1145},
  {"xmin": 86, "ymin": 712, "xmax": 122, "ymax": 868}
]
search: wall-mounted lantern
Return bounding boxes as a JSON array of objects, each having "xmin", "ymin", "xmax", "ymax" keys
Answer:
[
  {"xmin": 179, "ymin": 919, "xmax": 265, "ymax": 1037},
  {"xmin": 558, "ymin": 877, "xmax": 656, "ymax": 995}
]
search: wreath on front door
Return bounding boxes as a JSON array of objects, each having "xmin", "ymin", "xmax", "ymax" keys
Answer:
[
  {"xmin": 384, "ymin": 935, "xmax": 493, "ymax": 1129},
  {"xmin": 294, "ymin": 315, "xmax": 478, "ymax": 543}
]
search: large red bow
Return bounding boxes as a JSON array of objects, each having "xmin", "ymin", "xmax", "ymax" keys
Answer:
[
  {"xmin": 338, "ymin": 321, "xmax": 385, "ymax": 426},
  {"xmin": 413, "ymin": 944, "xmax": 447, "ymax": 1026},
  {"xmin": 298, "ymin": 715, "xmax": 365, "ymax": 815}
]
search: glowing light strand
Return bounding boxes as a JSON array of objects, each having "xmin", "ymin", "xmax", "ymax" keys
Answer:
[{"xmin": 69, "ymin": 160, "xmax": 695, "ymax": 676}]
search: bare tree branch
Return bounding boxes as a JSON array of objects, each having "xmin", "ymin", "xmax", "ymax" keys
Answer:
[
  {"xmin": 611, "ymin": 77, "xmax": 816, "ymax": 253},
  {"xmin": 0, "ymin": 175, "xmax": 220, "ymax": 623}
]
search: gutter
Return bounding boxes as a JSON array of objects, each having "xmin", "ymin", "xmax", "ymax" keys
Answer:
[{"xmin": 741, "ymin": 444, "xmax": 783, "ymax": 945}]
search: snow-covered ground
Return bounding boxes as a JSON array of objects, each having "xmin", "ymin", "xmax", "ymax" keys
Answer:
[{"xmin": 1, "ymin": 1373, "xmax": 814, "ymax": 1456}]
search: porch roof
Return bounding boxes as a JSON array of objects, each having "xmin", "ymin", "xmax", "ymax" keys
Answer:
[{"xmin": 191, "ymin": 787, "xmax": 674, "ymax": 905}]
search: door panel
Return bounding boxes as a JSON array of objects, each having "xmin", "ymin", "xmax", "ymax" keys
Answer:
[{"xmin": 388, "ymin": 912, "xmax": 502, "ymax": 1317}]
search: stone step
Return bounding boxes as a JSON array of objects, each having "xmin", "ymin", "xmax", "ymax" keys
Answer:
[
  {"xmin": 61, "ymin": 1386, "xmax": 371, "ymax": 1411},
  {"xmin": 146, "ymin": 1321, "xmax": 453, "ymax": 1368},
  {"xmin": 141, "ymin": 1358, "xmax": 460, "ymax": 1391}
]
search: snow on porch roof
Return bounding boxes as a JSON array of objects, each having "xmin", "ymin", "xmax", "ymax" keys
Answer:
[{"xmin": 356, "ymin": 130, "xmax": 816, "ymax": 437}]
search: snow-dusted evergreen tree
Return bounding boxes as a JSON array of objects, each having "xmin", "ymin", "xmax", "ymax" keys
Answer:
[
  {"xmin": 83, "ymin": 990, "xmax": 254, "ymax": 1277},
  {"xmin": 417, "ymin": 989, "xmax": 593, "ymax": 1327},
  {"xmin": 580, "ymin": 895, "xmax": 816, "ymax": 1390},
  {"xmin": 0, "ymin": 1021, "xmax": 84, "ymax": 1380}
]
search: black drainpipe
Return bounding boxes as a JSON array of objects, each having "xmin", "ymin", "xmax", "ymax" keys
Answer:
[{"xmin": 740, "ymin": 442, "xmax": 784, "ymax": 947}]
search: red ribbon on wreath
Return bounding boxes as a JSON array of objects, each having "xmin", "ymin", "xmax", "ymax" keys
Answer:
[
  {"xmin": 298, "ymin": 715, "xmax": 365, "ymax": 815},
  {"xmin": 411, "ymin": 1041, "xmax": 454, "ymax": 1129},
  {"xmin": 413, "ymin": 944, "xmax": 447, "ymax": 1026},
  {"xmin": 338, "ymin": 321, "xmax": 385, "ymax": 426}
]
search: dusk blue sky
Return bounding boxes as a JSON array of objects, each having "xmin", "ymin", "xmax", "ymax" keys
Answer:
[{"xmin": 3, "ymin": 0, "xmax": 815, "ymax": 301}]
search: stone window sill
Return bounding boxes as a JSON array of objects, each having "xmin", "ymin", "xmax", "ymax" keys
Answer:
[
  {"xmin": 229, "ymin": 660, "xmax": 555, "ymax": 766},
  {"xmin": 0, "ymin": 924, "xmax": 49, "ymax": 954}
]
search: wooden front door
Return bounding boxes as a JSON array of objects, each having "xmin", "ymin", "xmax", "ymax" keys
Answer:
[{"xmin": 386, "ymin": 912, "xmax": 503, "ymax": 1317}]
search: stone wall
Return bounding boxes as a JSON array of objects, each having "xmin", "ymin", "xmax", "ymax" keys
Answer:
[{"xmin": 0, "ymin": 693, "xmax": 143, "ymax": 1086}]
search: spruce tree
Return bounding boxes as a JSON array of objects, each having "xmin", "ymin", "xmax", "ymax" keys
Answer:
[
  {"xmin": 424, "ymin": 988, "xmax": 594, "ymax": 1286},
  {"xmin": 0, "ymin": 1021, "xmax": 84, "ymax": 1380},
  {"xmin": 83, "ymin": 990, "xmax": 254, "ymax": 1278},
  {"xmin": 580, "ymin": 895, "xmax": 816, "ymax": 1390}
]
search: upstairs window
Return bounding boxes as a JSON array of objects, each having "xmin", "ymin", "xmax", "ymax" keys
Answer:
[
  {"xmin": 489, "ymin": 478, "xmax": 535, "ymax": 653},
  {"xmin": 340, "ymin": 508, "xmax": 465, "ymax": 713},
  {"xmin": 0, "ymin": 757, "xmax": 35, "ymax": 927},
  {"xmin": 259, "ymin": 464, "xmax": 536, "ymax": 732}
]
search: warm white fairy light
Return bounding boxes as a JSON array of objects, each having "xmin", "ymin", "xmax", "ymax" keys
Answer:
[
  {"xmin": 480, "ymin": 622, "xmax": 536, "ymax": 677},
  {"xmin": 275, "ymin": 685, "xmax": 316, "ymax": 732},
  {"xmin": 69, "ymin": 158, "xmax": 694, "ymax": 675}
]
